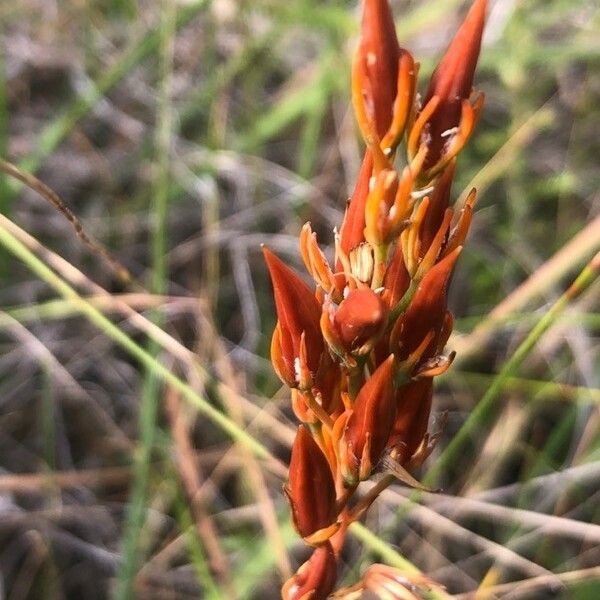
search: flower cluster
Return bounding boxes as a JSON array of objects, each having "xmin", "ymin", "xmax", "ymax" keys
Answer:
[{"xmin": 264, "ymin": 1, "xmax": 487, "ymax": 597}]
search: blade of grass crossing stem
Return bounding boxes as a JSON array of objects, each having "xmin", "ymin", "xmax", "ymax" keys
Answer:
[
  {"xmin": 0, "ymin": 211, "xmax": 273, "ymax": 457},
  {"xmin": 425, "ymin": 252, "xmax": 600, "ymax": 486},
  {"xmin": 349, "ymin": 522, "xmax": 421, "ymax": 575},
  {"xmin": 115, "ymin": 2, "xmax": 176, "ymax": 597},
  {"xmin": 0, "ymin": 215, "xmax": 441, "ymax": 588}
]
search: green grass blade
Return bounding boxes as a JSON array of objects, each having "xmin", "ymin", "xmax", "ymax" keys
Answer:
[{"xmin": 114, "ymin": 1, "xmax": 177, "ymax": 596}]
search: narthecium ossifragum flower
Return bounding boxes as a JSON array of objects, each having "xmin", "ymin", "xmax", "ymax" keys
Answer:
[{"xmin": 263, "ymin": 1, "xmax": 488, "ymax": 598}]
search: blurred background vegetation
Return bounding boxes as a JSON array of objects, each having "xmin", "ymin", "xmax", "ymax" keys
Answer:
[{"xmin": 0, "ymin": 0, "xmax": 599, "ymax": 598}]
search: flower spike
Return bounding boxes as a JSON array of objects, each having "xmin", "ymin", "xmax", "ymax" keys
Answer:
[{"xmin": 263, "ymin": 0, "xmax": 487, "ymax": 595}]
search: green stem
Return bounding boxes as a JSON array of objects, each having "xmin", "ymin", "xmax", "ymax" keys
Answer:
[{"xmin": 388, "ymin": 280, "xmax": 418, "ymax": 327}]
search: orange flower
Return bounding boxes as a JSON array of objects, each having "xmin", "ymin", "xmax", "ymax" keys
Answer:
[
  {"xmin": 341, "ymin": 355, "xmax": 397, "ymax": 483},
  {"xmin": 358, "ymin": 0, "xmax": 402, "ymax": 137},
  {"xmin": 281, "ymin": 542, "xmax": 337, "ymax": 600},
  {"xmin": 422, "ymin": 0, "xmax": 487, "ymax": 168},
  {"xmin": 286, "ymin": 426, "xmax": 339, "ymax": 544},
  {"xmin": 263, "ymin": 247, "xmax": 324, "ymax": 387}
]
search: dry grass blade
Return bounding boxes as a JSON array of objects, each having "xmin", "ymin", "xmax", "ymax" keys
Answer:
[
  {"xmin": 451, "ymin": 566, "xmax": 600, "ymax": 599},
  {"xmin": 0, "ymin": 157, "xmax": 131, "ymax": 283}
]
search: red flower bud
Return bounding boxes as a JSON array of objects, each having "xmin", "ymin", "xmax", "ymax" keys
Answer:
[
  {"xmin": 422, "ymin": 0, "xmax": 487, "ymax": 168},
  {"xmin": 420, "ymin": 159, "xmax": 456, "ymax": 256},
  {"xmin": 388, "ymin": 379, "xmax": 433, "ymax": 464},
  {"xmin": 281, "ymin": 542, "xmax": 337, "ymax": 600},
  {"xmin": 359, "ymin": 0, "xmax": 401, "ymax": 137},
  {"xmin": 263, "ymin": 247, "xmax": 324, "ymax": 387},
  {"xmin": 286, "ymin": 426, "xmax": 339, "ymax": 544},
  {"xmin": 342, "ymin": 355, "xmax": 396, "ymax": 483},
  {"xmin": 391, "ymin": 247, "xmax": 461, "ymax": 364},
  {"xmin": 333, "ymin": 288, "xmax": 388, "ymax": 354},
  {"xmin": 339, "ymin": 151, "xmax": 373, "ymax": 258}
]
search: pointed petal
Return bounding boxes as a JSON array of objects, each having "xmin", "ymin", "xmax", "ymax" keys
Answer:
[
  {"xmin": 287, "ymin": 426, "xmax": 338, "ymax": 540},
  {"xmin": 344, "ymin": 355, "xmax": 397, "ymax": 480},
  {"xmin": 423, "ymin": 0, "xmax": 487, "ymax": 167},
  {"xmin": 383, "ymin": 239, "xmax": 410, "ymax": 309},
  {"xmin": 360, "ymin": 0, "xmax": 402, "ymax": 136},
  {"xmin": 420, "ymin": 159, "xmax": 456, "ymax": 255},
  {"xmin": 389, "ymin": 379, "xmax": 433, "ymax": 464},
  {"xmin": 339, "ymin": 151, "xmax": 374, "ymax": 257},
  {"xmin": 263, "ymin": 247, "xmax": 324, "ymax": 375},
  {"xmin": 395, "ymin": 247, "xmax": 461, "ymax": 362}
]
